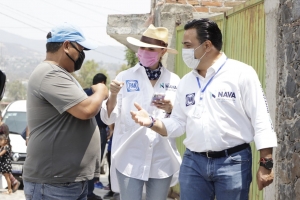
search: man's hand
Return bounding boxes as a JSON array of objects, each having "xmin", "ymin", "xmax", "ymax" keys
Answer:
[
  {"xmin": 130, "ymin": 103, "xmax": 152, "ymax": 127},
  {"xmin": 91, "ymin": 83, "xmax": 108, "ymax": 99},
  {"xmin": 257, "ymin": 166, "xmax": 274, "ymax": 190},
  {"xmin": 107, "ymin": 129, "xmax": 113, "ymax": 139},
  {"xmin": 110, "ymin": 80, "xmax": 124, "ymax": 96},
  {"xmin": 106, "ymin": 80, "xmax": 123, "ymax": 117},
  {"xmin": 153, "ymin": 99, "xmax": 173, "ymax": 114}
]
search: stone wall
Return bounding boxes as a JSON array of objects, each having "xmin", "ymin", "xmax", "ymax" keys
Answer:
[{"xmin": 276, "ymin": 0, "xmax": 300, "ymax": 199}]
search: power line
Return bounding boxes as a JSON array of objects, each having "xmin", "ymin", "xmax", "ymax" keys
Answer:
[
  {"xmin": 0, "ymin": 2, "xmax": 125, "ymax": 58},
  {"xmin": 71, "ymin": 0, "xmax": 131, "ymax": 14},
  {"xmin": 0, "ymin": 2, "xmax": 123, "ymax": 52},
  {"xmin": 0, "ymin": 26, "xmax": 107, "ymax": 28},
  {"xmin": 38, "ymin": 0, "xmax": 125, "ymax": 52},
  {"xmin": 0, "ymin": 12, "xmax": 46, "ymax": 33},
  {"xmin": 40, "ymin": 0, "xmax": 106, "ymax": 23},
  {"xmin": 0, "ymin": 2, "xmax": 55, "ymax": 27}
]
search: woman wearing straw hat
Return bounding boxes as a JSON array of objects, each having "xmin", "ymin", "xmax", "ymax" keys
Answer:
[{"xmin": 100, "ymin": 24, "xmax": 181, "ymax": 200}]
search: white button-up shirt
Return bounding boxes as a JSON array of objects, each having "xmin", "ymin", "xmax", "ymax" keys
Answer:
[
  {"xmin": 162, "ymin": 53, "xmax": 277, "ymax": 152},
  {"xmin": 101, "ymin": 63, "xmax": 181, "ymax": 192}
]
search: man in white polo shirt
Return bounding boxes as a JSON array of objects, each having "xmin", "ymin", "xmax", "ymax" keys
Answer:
[{"xmin": 130, "ymin": 18, "xmax": 277, "ymax": 200}]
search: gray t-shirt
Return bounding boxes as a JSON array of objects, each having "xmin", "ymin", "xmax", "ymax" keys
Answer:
[{"xmin": 23, "ymin": 62, "xmax": 101, "ymax": 184}]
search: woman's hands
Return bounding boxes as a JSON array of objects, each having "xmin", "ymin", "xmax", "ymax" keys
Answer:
[{"xmin": 153, "ymin": 99, "xmax": 173, "ymax": 114}]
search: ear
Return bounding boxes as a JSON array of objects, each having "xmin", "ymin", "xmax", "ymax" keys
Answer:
[
  {"xmin": 204, "ymin": 40, "xmax": 213, "ymax": 52},
  {"xmin": 63, "ymin": 41, "xmax": 70, "ymax": 53},
  {"xmin": 161, "ymin": 48, "xmax": 167, "ymax": 56}
]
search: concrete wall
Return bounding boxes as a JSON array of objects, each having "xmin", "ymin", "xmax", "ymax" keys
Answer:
[
  {"xmin": 154, "ymin": 3, "xmax": 193, "ymax": 71},
  {"xmin": 276, "ymin": 0, "xmax": 300, "ymax": 199},
  {"xmin": 107, "ymin": 14, "xmax": 151, "ymax": 52},
  {"xmin": 264, "ymin": 0, "xmax": 279, "ymax": 199}
]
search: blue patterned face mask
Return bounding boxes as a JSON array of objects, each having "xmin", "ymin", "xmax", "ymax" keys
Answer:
[{"xmin": 140, "ymin": 62, "xmax": 162, "ymax": 80}]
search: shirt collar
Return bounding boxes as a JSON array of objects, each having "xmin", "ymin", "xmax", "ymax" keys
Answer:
[
  {"xmin": 210, "ymin": 52, "xmax": 227, "ymax": 73},
  {"xmin": 132, "ymin": 63, "xmax": 142, "ymax": 72},
  {"xmin": 132, "ymin": 62, "xmax": 165, "ymax": 73},
  {"xmin": 192, "ymin": 52, "xmax": 227, "ymax": 77}
]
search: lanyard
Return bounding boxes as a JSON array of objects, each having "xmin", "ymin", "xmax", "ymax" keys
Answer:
[{"xmin": 196, "ymin": 58, "xmax": 228, "ymax": 100}]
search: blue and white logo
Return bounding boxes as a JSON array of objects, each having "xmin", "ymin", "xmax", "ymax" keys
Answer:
[
  {"xmin": 186, "ymin": 93, "xmax": 195, "ymax": 106},
  {"xmin": 126, "ymin": 80, "xmax": 140, "ymax": 92}
]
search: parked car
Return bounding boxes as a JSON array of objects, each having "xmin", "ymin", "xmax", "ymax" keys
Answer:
[{"xmin": 1, "ymin": 100, "xmax": 27, "ymax": 181}]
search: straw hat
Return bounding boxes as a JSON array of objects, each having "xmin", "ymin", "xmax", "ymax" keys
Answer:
[{"xmin": 127, "ymin": 24, "xmax": 178, "ymax": 54}]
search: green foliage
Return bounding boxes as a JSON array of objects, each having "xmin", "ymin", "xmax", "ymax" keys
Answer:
[
  {"xmin": 125, "ymin": 48, "xmax": 138, "ymax": 67},
  {"xmin": 6, "ymin": 80, "xmax": 27, "ymax": 101},
  {"xmin": 116, "ymin": 64, "xmax": 131, "ymax": 75},
  {"xmin": 72, "ymin": 60, "xmax": 110, "ymax": 89},
  {"xmin": 115, "ymin": 48, "xmax": 138, "ymax": 76}
]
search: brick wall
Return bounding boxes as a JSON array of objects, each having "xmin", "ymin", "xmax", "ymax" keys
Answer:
[{"xmin": 165, "ymin": 0, "xmax": 247, "ymax": 13}]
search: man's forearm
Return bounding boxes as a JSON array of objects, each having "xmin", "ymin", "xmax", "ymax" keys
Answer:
[
  {"xmin": 150, "ymin": 120, "xmax": 168, "ymax": 136},
  {"xmin": 88, "ymin": 91, "xmax": 107, "ymax": 117},
  {"xmin": 259, "ymin": 148, "xmax": 273, "ymax": 158},
  {"xmin": 106, "ymin": 94, "xmax": 117, "ymax": 117}
]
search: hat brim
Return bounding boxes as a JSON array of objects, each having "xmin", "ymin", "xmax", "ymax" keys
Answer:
[
  {"xmin": 77, "ymin": 39, "xmax": 98, "ymax": 50},
  {"xmin": 127, "ymin": 37, "xmax": 178, "ymax": 54}
]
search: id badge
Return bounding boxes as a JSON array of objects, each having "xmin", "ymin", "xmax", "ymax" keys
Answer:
[{"xmin": 193, "ymin": 101, "xmax": 204, "ymax": 118}]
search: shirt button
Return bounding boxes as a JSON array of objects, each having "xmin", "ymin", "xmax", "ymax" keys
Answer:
[{"xmin": 149, "ymin": 144, "xmax": 152, "ymax": 148}]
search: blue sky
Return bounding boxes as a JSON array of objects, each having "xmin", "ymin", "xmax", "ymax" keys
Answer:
[{"xmin": 0, "ymin": 0, "xmax": 151, "ymax": 46}]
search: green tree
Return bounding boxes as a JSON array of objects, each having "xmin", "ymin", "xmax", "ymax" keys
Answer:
[
  {"xmin": 72, "ymin": 60, "xmax": 110, "ymax": 89},
  {"xmin": 6, "ymin": 80, "xmax": 27, "ymax": 101},
  {"xmin": 116, "ymin": 64, "xmax": 131, "ymax": 75},
  {"xmin": 125, "ymin": 48, "xmax": 138, "ymax": 67}
]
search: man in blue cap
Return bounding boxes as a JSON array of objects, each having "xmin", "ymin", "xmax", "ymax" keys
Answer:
[{"xmin": 23, "ymin": 22, "xmax": 108, "ymax": 200}]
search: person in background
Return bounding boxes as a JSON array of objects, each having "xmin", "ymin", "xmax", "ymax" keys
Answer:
[
  {"xmin": 103, "ymin": 123, "xmax": 114, "ymax": 199},
  {"xmin": 101, "ymin": 24, "xmax": 182, "ymax": 200},
  {"xmin": 0, "ymin": 126, "xmax": 13, "ymax": 194},
  {"xmin": 131, "ymin": 18, "xmax": 277, "ymax": 200},
  {"xmin": 0, "ymin": 113, "xmax": 20, "ymax": 192},
  {"xmin": 84, "ymin": 73, "xmax": 109, "ymax": 200}
]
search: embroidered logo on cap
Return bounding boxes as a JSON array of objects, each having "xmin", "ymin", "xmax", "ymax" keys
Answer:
[
  {"xmin": 126, "ymin": 80, "xmax": 140, "ymax": 92},
  {"xmin": 186, "ymin": 93, "xmax": 195, "ymax": 106}
]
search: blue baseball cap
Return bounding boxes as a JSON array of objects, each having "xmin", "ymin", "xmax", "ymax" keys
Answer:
[{"xmin": 47, "ymin": 22, "xmax": 98, "ymax": 50}]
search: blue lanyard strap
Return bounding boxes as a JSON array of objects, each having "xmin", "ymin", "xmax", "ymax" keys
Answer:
[{"xmin": 196, "ymin": 58, "xmax": 228, "ymax": 98}]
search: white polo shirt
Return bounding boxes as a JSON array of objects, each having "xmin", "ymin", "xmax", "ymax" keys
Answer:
[
  {"xmin": 162, "ymin": 53, "xmax": 277, "ymax": 152},
  {"xmin": 101, "ymin": 63, "xmax": 181, "ymax": 192}
]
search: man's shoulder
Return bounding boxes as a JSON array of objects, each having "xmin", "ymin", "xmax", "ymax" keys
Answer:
[
  {"xmin": 30, "ymin": 62, "xmax": 74, "ymax": 85},
  {"xmin": 226, "ymin": 59, "xmax": 251, "ymax": 70},
  {"xmin": 30, "ymin": 62, "xmax": 62, "ymax": 81}
]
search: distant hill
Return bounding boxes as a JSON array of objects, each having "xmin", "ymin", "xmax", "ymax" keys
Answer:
[
  {"xmin": 0, "ymin": 30, "xmax": 126, "ymax": 81},
  {"xmin": 0, "ymin": 29, "xmax": 126, "ymax": 63}
]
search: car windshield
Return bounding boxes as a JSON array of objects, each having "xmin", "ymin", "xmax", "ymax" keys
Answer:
[{"xmin": 2, "ymin": 112, "xmax": 27, "ymax": 135}]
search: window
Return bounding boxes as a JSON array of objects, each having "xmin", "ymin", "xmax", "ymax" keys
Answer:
[{"xmin": 3, "ymin": 112, "xmax": 27, "ymax": 135}]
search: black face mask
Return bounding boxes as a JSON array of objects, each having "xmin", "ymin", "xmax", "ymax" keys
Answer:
[{"xmin": 66, "ymin": 42, "xmax": 85, "ymax": 71}]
